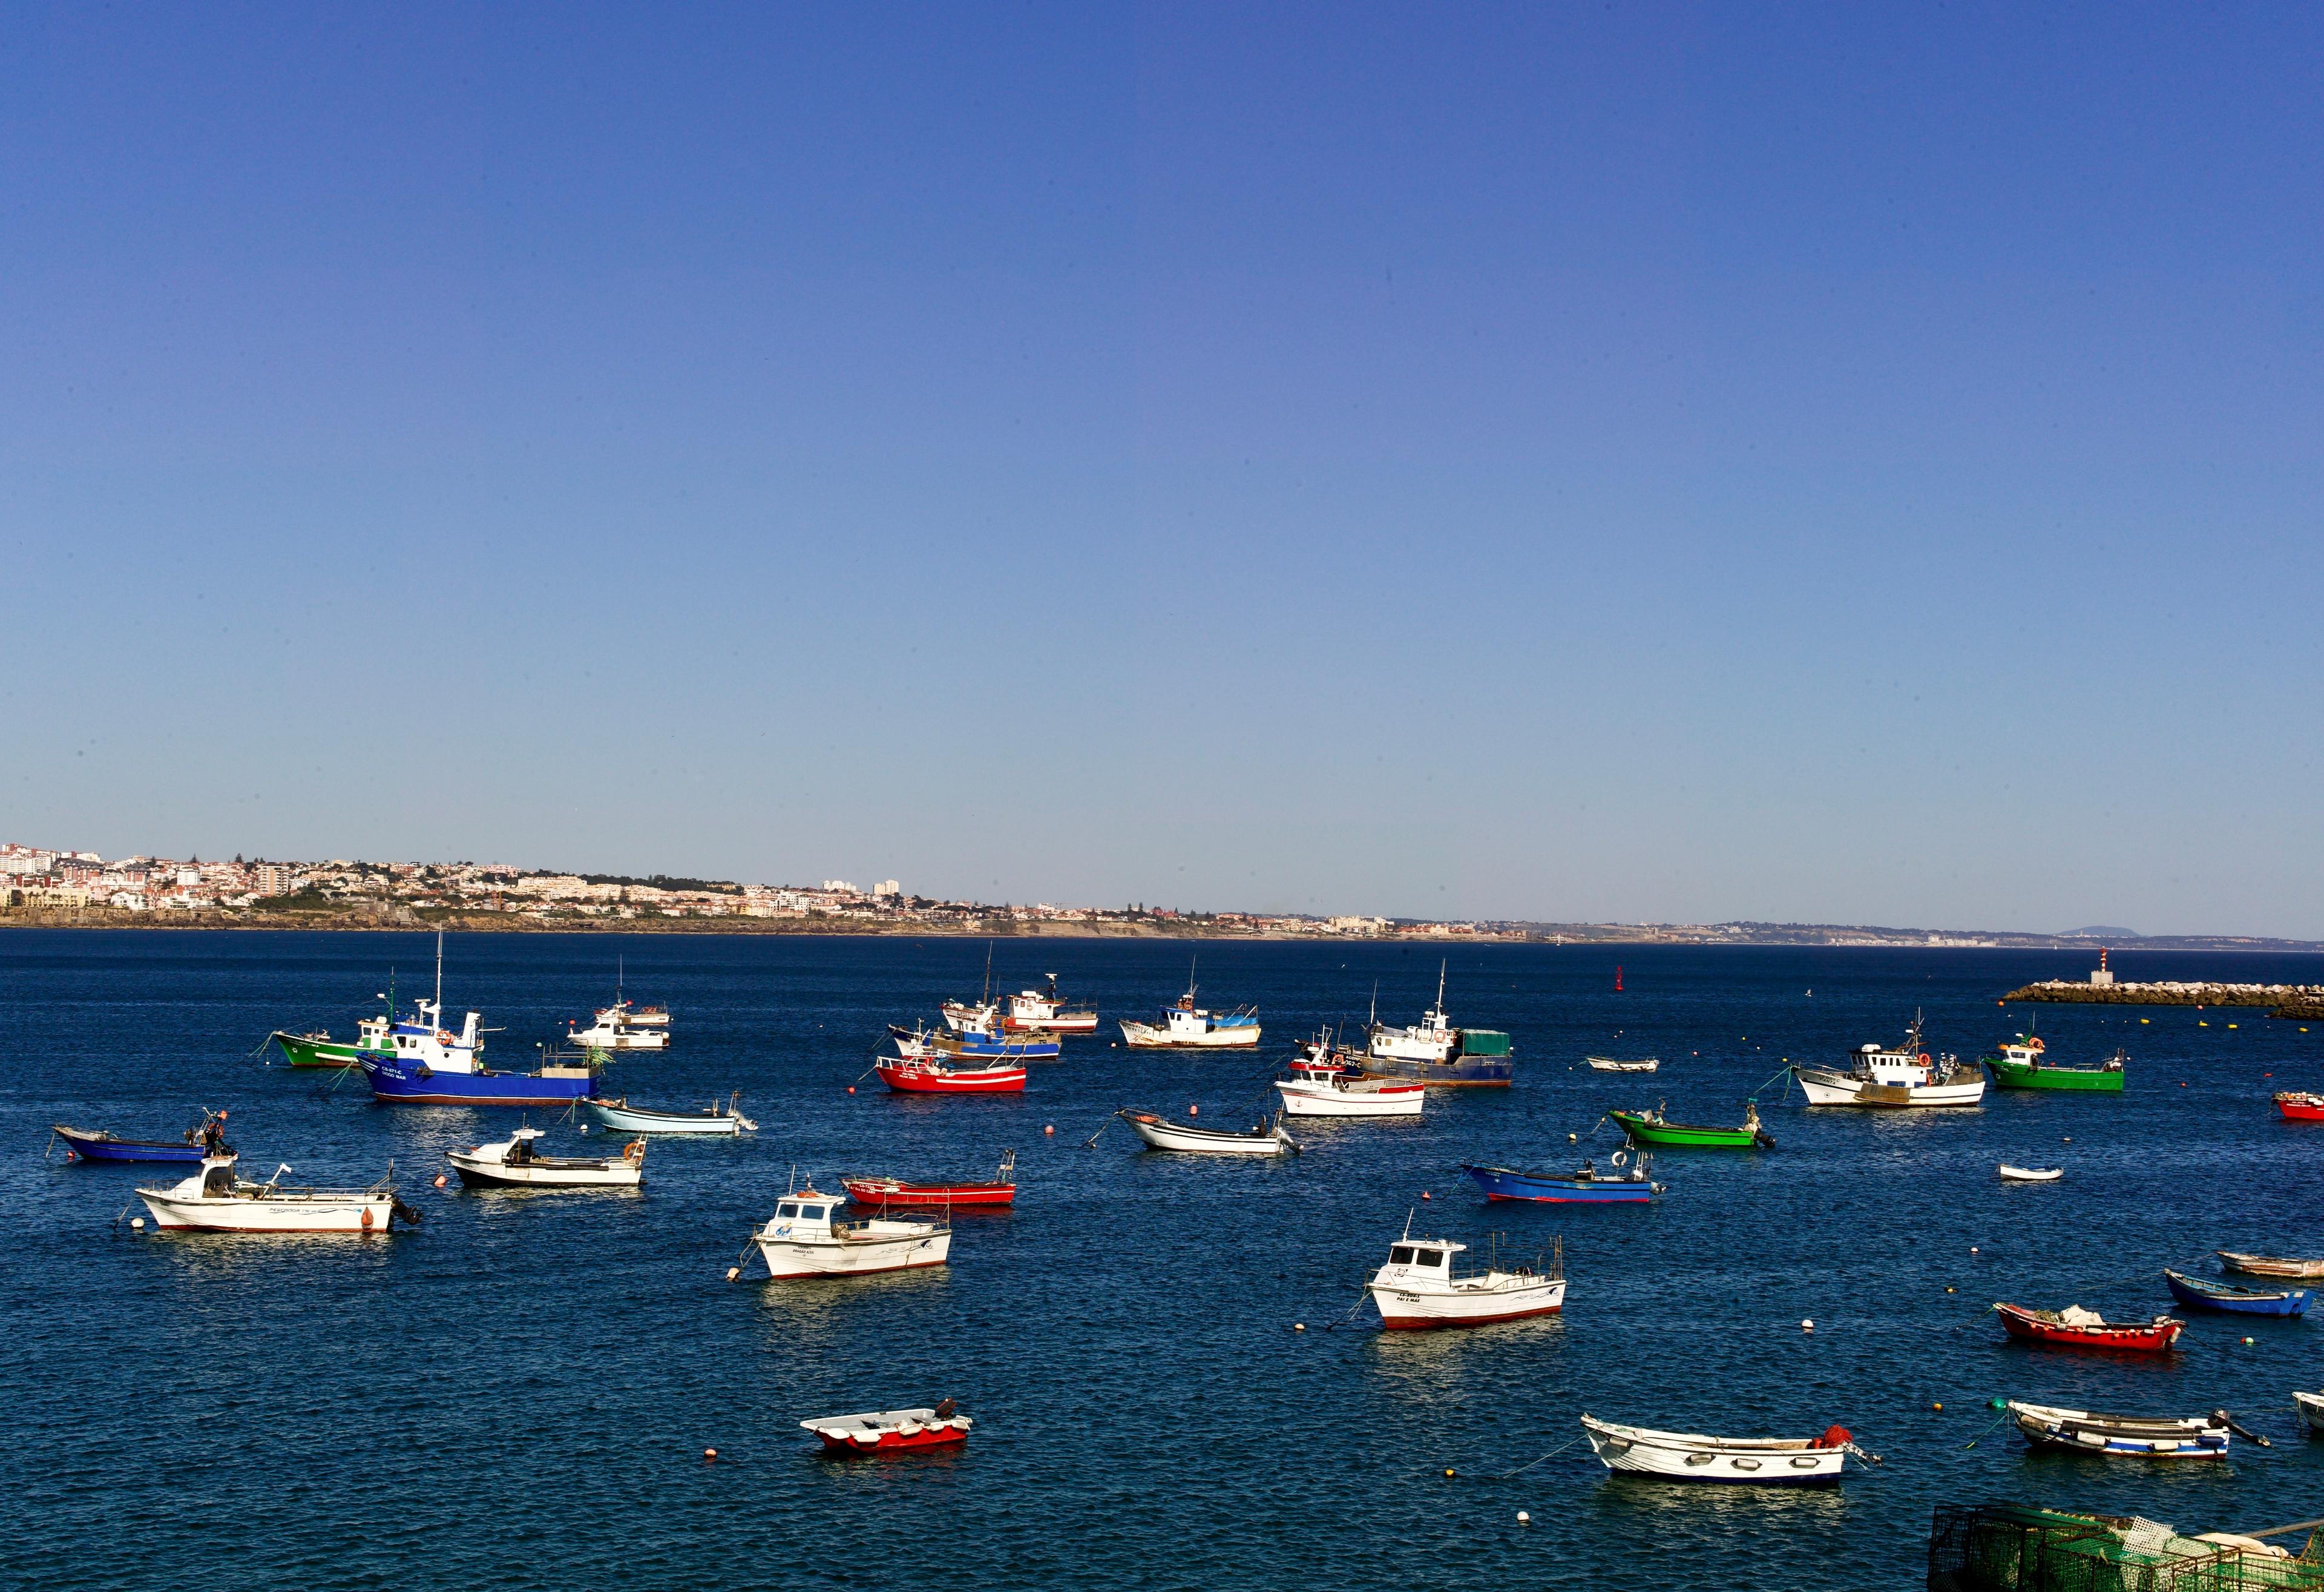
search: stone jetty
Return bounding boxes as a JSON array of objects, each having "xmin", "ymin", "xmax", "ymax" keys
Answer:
[{"xmin": 2002, "ymin": 979, "xmax": 2324, "ymax": 1020}]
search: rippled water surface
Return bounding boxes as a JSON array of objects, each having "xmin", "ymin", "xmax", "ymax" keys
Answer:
[{"xmin": 7, "ymin": 931, "xmax": 2324, "ymax": 1590}]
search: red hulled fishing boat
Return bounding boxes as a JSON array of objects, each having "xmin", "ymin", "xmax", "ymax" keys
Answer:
[
  {"xmin": 1994, "ymin": 1301, "xmax": 2185, "ymax": 1352},
  {"xmin": 2275, "ymin": 1092, "xmax": 2324, "ymax": 1121},
  {"xmin": 845, "ymin": 1151, "xmax": 1017, "ymax": 1208},
  {"xmin": 874, "ymin": 1056, "xmax": 1027, "ymax": 1094}
]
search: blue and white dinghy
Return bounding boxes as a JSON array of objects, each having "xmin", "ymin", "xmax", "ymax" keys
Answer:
[{"xmin": 589, "ymin": 1093, "xmax": 758, "ymax": 1136}]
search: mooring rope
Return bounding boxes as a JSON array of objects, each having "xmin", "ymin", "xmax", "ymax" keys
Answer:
[{"xmin": 1492, "ymin": 1433, "xmax": 1586, "ymax": 1480}]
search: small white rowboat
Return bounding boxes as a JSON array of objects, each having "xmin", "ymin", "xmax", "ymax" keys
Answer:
[
  {"xmin": 1117, "ymin": 1109, "xmax": 1298, "ymax": 1156},
  {"xmin": 801, "ymin": 1406, "xmax": 972, "ymax": 1453},
  {"xmin": 1581, "ymin": 1414, "xmax": 1877, "ymax": 1484},
  {"xmin": 1998, "ymin": 1164, "xmax": 2063, "ymax": 1182},
  {"xmin": 2007, "ymin": 1401, "xmax": 2258, "ymax": 1459},
  {"xmin": 1585, "ymin": 1057, "xmax": 1659, "ymax": 1073},
  {"xmin": 2294, "ymin": 1392, "xmax": 2324, "ymax": 1433}
]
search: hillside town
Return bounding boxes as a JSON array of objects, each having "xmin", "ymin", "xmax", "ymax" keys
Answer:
[{"xmin": 0, "ymin": 840, "xmax": 1441, "ymax": 938}]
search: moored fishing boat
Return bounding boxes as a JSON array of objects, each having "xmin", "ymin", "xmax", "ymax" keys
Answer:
[
  {"xmin": 1983, "ymin": 1034, "xmax": 2125, "ymax": 1092},
  {"xmin": 801, "ymin": 1403, "xmax": 971, "ymax": 1453},
  {"xmin": 1361, "ymin": 962, "xmax": 1513, "ymax": 1085},
  {"xmin": 1609, "ymin": 1101, "xmax": 1770, "ymax": 1149},
  {"xmin": 1117, "ymin": 1108, "xmax": 1298, "ymax": 1156},
  {"xmin": 566, "ymin": 999, "xmax": 669, "ymax": 1051},
  {"xmin": 444, "ymin": 1127, "xmax": 645, "ymax": 1189},
  {"xmin": 1793, "ymin": 1014, "xmax": 1984, "ymax": 1107},
  {"xmin": 746, "ymin": 1185, "xmax": 951, "ymax": 1278},
  {"xmin": 1119, "ymin": 958, "xmax": 1258, "ymax": 1047},
  {"xmin": 2296, "ymin": 1391, "xmax": 2324, "ymax": 1433},
  {"xmin": 1003, "ymin": 975, "xmax": 1099, "ymax": 1033},
  {"xmin": 51, "ymin": 1115, "xmax": 218, "ymax": 1163},
  {"xmin": 875, "ymin": 1054, "xmax": 1028, "ymax": 1094},
  {"xmin": 1274, "ymin": 1059, "xmax": 1426, "ymax": 1118},
  {"xmin": 2218, "ymin": 1251, "xmax": 2324, "ymax": 1280},
  {"xmin": 1580, "ymin": 1415, "xmax": 1877, "ymax": 1484},
  {"xmin": 2274, "ymin": 1091, "xmax": 2324, "ymax": 1121},
  {"xmin": 1586, "ymin": 1056, "xmax": 1659, "ymax": 1073},
  {"xmin": 1462, "ymin": 1154, "xmax": 1663, "ymax": 1203},
  {"xmin": 844, "ymin": 1151, "xmax": 1017, "ymax": 1209},
  {"xmin": 2006, "ymin": 1401, "xmax": 2260, "ymax": 1459},
  {"xmin": 136, "ymin": 1154, "xmax": 412, "ymax": 1234},
  {"xmin": 359, "ymin": 1040, "xmax": 603, "ymax": 1107},
  {"xmin": 1993, "ymin": 1301, "xmax": 2184, "ymax": 1352},
  {"xmin": 2162, "ymin": 1268, "xmax": 2313, "ymax": 1317},
  {"xmin": 893, "ymin": 1023, "xmax": 1061, "ymax": 1063},
  {"xmin": 1365, "ymin": 1226, "xmax": 1564, "ymax": 1329},
  {"xmin": 588, "ymin": 1093, "xmax": 757, "ymax": 1135}
]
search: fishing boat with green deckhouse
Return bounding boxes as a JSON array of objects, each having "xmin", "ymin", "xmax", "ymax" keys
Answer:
[{"xmin": 1982, "ymin": 1034, "xmax": 2125, "ymax": 1093}]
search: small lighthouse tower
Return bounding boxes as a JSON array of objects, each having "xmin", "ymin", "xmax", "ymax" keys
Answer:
[{"xmin": 2090, "ymin": 947, "xmax": 2114, "ymax": 988}]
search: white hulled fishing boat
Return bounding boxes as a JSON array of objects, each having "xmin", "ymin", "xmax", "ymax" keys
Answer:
[
  {"xmin": 444, "ymin": 1127, "xmax": 645, "ymax": 1189},
  {"xmin": 747, "ymin": 1184, "xmax": 952, "ymax": 1279},
  {"xmin": 1004, "ymin": 975, "xmax": 1099, "ymax": 1033},
  {"xmin": 568, "ymin": 998, "xmax": 668, "ymax": 1051},
  {"xmin": 1116, "ymin": 1108, "xmax": 1298, "ymax": 1156},
  {"xmin": 1119, "ymin": 958, "xmax": 1259, "ymax": 1048},
  {"xmin": 1365, "ymin": 1226, "xmax": 1563, "ymax": 1328},
  {"xmin": 1793, "ymin": 1014, "xmax": 1985, "ymax": 1107},
  {"xmin": 137, "ymin": 1155, "xmax": 410, "ymax": 1234},
  {"xmin": 1275, "ymin": 1059, "xmax": 1426, "ymax": 1117},
  {"xmin": 1581, "ymin": 1415, "xmax": 1878, "ymax": 1484}
]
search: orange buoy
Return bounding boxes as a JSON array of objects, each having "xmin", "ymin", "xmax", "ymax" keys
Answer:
[
  {"xmin": 847, "ymin": 1086, "xmax": 855, "ymax": 1094},
  {"xmin": 704, "ymin": 1447, "xmax": 718, "ymax": 1461},
  {"xmin": 1189, "ymin": 1103, "xmax": 1198, "ymax": 1116},
  {"xmin": 433, "ymin": 1173, "xmax": 447, "ymax": 1188}
]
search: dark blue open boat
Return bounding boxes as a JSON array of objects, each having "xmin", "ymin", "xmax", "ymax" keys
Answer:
[
  {"xmin": 50, "ymin": 1125, "xmax": 207, "ymax": 1163},
  {"xmin": 2163, "ymin": 1268, "xmax": 2313, "ymax": 1317}
]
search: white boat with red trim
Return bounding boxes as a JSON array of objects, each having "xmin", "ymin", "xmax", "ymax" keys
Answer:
[
  {"xmin": 802, "ymin": 1401, "xmax": 972, "ymax": 1453},
  {"xmin": 1117, "ymin": 1108, "xmax": 1298, "ymax": 1155},
  {"xmin": 1275, "ymin": 1059, "xmax": 1426, "ymax": 1117},
  {"xmin": 749, "ymin": 1184, "xmax": 952, "ymax": 1278},
  {"xmin": 1366, "ymin": 1226, "xmax": 1564, "ymax": 1329},
  {"xmin": 1581, "ymin": 1415, "xmax": 1878, "ymax": 1484},
  {"xmin": 1003, "ymin": 975, "xmax": 1099, "ymax": 1033}
]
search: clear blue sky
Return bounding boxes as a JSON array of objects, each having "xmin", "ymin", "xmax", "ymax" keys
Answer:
[{"xmin": 4, "ymin": 4, "xmax": 2319, "ymax": 934}]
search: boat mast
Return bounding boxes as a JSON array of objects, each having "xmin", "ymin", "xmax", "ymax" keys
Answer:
[
  {"xmin": 1186, "ymin": 953, "xmax": 1198, "ymax": 1001},
  {"xmin": 1436, "ymin": 959, "xmax": 1446, "ymax": 1011},
  {"xmin": 435, "ymin": 930, "xmax": 444, "ymax": 1018}
]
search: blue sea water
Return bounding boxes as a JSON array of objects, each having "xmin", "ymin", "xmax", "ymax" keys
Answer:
[{"xmin": 5, "ymin": 930, "xmax": 2324, "ymax": 1591}]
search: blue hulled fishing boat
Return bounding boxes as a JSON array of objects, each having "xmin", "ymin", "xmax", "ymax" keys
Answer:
[
  {"xmin": 50, "ymin": 1124, "xmax": 209, "ymax": 1163},
  {"xmin": 2161, "ymin": 1268, "xmax": 2313, "ymax": 1317},
  {"xmin": 1462, "ymin": 1156, "xmax": 1664, "ymax": 1203},
  {"xmin": 354, "ymin": 935, "xmax": 605, "ymax": 1107}
]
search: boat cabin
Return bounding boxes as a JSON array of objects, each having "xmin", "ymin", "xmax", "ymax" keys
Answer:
[
  {"xmin": 1374, "ymin": 1237, "xmax": 1468, "ymax": 1285},
  {"xmin": 763, "ymin": 1190, "xmax": 842, "ymax": 1239},
  {"xmin": 1997, "ymin": 1034, "xmax": 2046, "ymax": 1068}
]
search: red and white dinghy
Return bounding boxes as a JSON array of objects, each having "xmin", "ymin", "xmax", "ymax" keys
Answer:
[
  {"xmin": 846, "ymin": 1151, "xmax": 1016, "ymax": 1208},
  {"xmin": 874, "ymin": 1056, "xmax": 1027, "ymax": 1094},
  {"xmin": 802, "ymin": 1404, "xmax": 973, "ymax": 1453}
]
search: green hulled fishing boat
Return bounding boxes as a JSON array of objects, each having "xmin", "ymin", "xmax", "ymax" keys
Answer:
[
  {"xmin": 1983, "ymin": 1034, "xmax": 2125, "ymax": 1093},
  {"xmin": 269, "ymin": 1029, "xmax": 366, "ymax": 1069},
  {"xmin": 1609, "ymin": 1100, "xmax": 1773, "ymax": 1149}
]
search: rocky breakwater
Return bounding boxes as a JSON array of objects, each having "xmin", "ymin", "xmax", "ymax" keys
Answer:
[{"xmin": 2001, "ymin": 979, "xmax": 2324, "ymax": 1020}]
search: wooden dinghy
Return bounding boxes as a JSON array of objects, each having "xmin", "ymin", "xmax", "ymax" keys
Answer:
[
  {"xmin": 801, "ymin": 1401, "xmax": 971, "ymax": 1454},
  {"xmin": 2006, "ymin": 1401, "xmax": 2262, "ymax": 1459},
  {"xmin": 1585, "ymin": 1056, "xmax": 1659, "ymax": 1073},
  {"xmin": 2218, "ymin": 1251, "xmax": 2324, "ymax": 1280},
  {"xmin": 51, "ymin": 1123, "xmax": 209, "ymax": 1163},
  {"xmin": 1610, "ymin": 1101, "xmax": 1770, "ymax": 1149},
  {"xmin": 2163, "ymin": 1268, "xmax": 2313, "ymax": 1317},
  {"xmin": 1580, "ymin": 1415, "xmax": 1877, "ymax": 1484},
  {"xmin": 1998, "ymin": 1164, "xmax": 2063, "ymax": 1182},
  {"xmin": 1994, "ymin": 1302, "xmax": 2184, "ymax": 1353}
]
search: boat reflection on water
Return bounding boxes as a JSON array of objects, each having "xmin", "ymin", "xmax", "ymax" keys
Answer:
[
  {"xmin": 1581, "ymin": 1463, "xmax": 1851, "ymax": 1534},
  {"xmin": 1365, "ymin": 1310, "xmax": 1569, "ymax": 1402},
  {"xmin": 746, "ymin": 1260, "xmax": 953, "ymax": 1342}
]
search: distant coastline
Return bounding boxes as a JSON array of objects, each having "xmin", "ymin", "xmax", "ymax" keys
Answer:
[{"xmin": 5, "ymin": 901, "xmax": 2323, "ymax": 954}]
